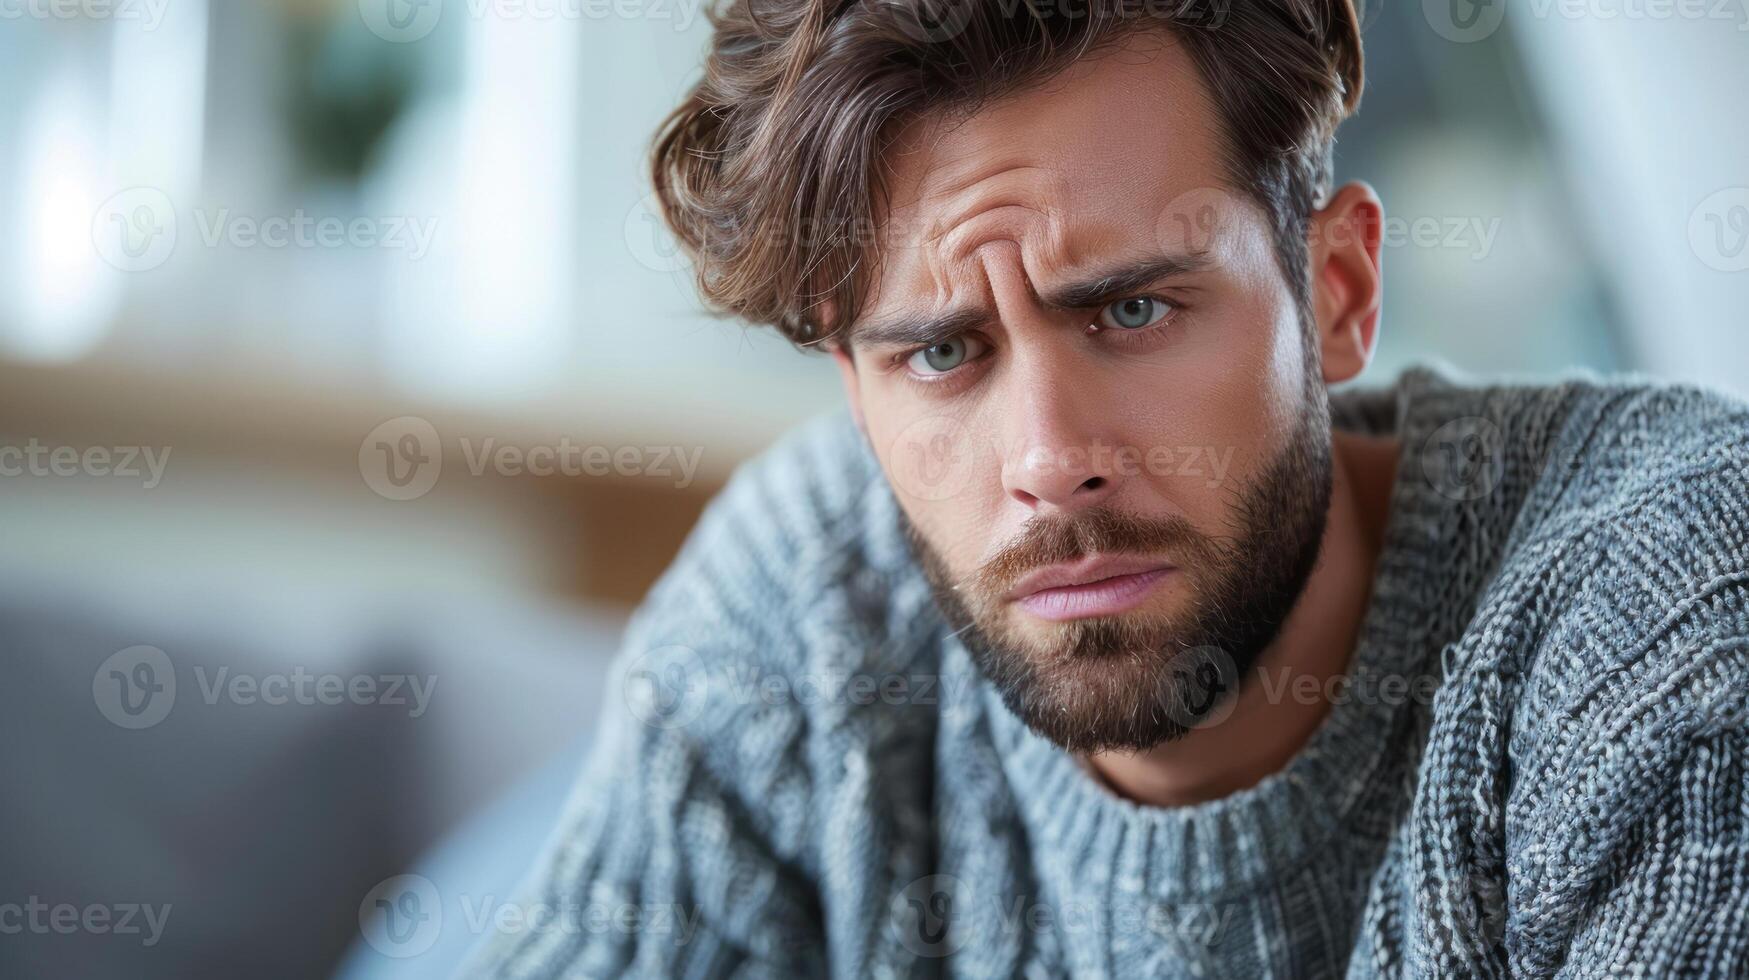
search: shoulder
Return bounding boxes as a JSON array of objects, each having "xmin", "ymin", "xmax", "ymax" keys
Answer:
[
  {"xmin": 1488, "ymin": 376, "xmax": 1749, "ymax": 841},
  {"xmin": 600, "ymin": 411, "xmax": 945, "ymax": 849},
  {"xmin": 1444, "ymin": 379, "xmax": 1749, "ymax": 964},
  {"xmin": 1489, "ymin": 373, "xmax": 1749, "ymax": 725},
  {"xmin": 631, "ymin": 409, "xmax": 942, "ymax": 681},
  {"xmin": 1507, "ymin": 375, "xmax": 1749, "ymax": 697}
]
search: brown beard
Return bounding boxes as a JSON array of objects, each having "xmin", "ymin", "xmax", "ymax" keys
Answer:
[{"xmin": 900, "ymin": 394, "xmax": 1333, "ymax": 754}]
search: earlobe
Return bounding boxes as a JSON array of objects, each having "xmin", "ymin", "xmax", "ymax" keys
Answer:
[
  {"xmin": 1308, "ymin": 182, "xmax": 1385, "ymax": 386},
  {"xmin": 831, "ymin": 346, "xmax": 868, "ymax": 434}
]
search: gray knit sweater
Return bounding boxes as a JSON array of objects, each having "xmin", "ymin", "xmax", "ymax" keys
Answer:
[{"xmin": 470, "ymin": 365, "xmax": 1749, "ymax": 978}]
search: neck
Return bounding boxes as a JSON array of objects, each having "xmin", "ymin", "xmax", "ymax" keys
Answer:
[{"xmin": 1086, "ymin": 428, "xmax": 1401, "ymax": 807}]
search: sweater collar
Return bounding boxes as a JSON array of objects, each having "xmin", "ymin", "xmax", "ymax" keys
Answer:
[{"xmin": 954, "ymin": 364, "xmax": 1487, "ymax": 898}]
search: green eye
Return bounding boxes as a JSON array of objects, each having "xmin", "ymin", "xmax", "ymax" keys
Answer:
[
  {"xmin": 1098, "ymin": 296, "xmax": 1174, "ymax": 331},
  {"xmin": 907, "ymin": 335, "xmax": 986, "ymax": 375}
]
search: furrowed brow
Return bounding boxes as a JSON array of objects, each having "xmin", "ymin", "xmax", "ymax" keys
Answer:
[
  {"xmin": 844, "ymin": 253, "xmax": 1209, "ymax": 349},
  {"xmin": 847, "ymin": 306, "xmax": 989, "ymax": 352},
  {"xmin": 1040, "ymin": 254, "xmax": 1211, "ymax": 311}
]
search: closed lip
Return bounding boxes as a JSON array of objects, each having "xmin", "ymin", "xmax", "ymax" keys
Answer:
[{"xmin": 1006, "ymin": 555, "xmax": 1176, "ymax": 601}]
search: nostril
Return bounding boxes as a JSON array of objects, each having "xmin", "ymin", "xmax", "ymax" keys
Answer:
[{"xmin": 1079, "ymin": 476, "xmax": 1107, "ymax": 494}]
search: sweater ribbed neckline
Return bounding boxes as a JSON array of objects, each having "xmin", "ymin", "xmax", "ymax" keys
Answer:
[{"xmin": 972, "ymin": 366, "xmax": 1476, "ymax": 900}]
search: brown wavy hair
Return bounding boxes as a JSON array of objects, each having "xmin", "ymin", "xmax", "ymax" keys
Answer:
[{"xmin": 650, "ymin": 0, "xmax": 1364, "ymax": 347}]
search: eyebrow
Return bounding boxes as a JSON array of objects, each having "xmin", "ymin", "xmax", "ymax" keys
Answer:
[{"xmin": 847, "ymin": 252, "xmax": 1211, "ymax": 351}]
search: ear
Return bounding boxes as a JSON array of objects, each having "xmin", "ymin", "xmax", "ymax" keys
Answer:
[
  {"xmin": 1307, "ymin": 181, "xmax": 1384, "ymax": 385},
  {"xmin": 831, "ymin": 345, "xmax": 868, "ymax": 435}
]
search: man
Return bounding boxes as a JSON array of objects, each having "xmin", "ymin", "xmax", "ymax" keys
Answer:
[{"xmin": 473, "ymin": 1, "xmax": 1749, "ymax": 976}]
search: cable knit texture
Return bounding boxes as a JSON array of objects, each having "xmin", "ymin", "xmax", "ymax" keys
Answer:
[{"xmin": 469, "ymin": 365, "xmax": 1749, "ymax": 978}]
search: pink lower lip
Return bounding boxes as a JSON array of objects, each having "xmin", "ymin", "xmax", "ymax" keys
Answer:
[{"xmin": 1015, "ymin": 567, "xmax": 1175, "ymax": 621}]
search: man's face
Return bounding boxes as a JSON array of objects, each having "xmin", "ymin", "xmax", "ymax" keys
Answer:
[{"xmin": 835, "ymin": 33, "xmax": 1334, "ymax": 753}]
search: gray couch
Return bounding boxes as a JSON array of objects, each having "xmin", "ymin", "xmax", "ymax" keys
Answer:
[{"xmin": 0, "ymin": 574, "xmax": 621, "ymax": 979}]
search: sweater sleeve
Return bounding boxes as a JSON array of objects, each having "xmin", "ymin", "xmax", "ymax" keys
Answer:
[
  {"xmin": 460, "ymin": 434, "xmax": 853, "ymax": 979},
  {"xmin": 1544, "ymin": 572, "xmax": 1749, "ymax": 977},
  {"xmin": 1521, "ymin": 384, "xmax": 1749, "ymax": 977},
  {"xmin": 459, "ymin": 638, "xmax": 827, "ymax": 979},
  {"xmin": 1553, "ymin": 724, "xmax": 1749, "ymax": 977}
]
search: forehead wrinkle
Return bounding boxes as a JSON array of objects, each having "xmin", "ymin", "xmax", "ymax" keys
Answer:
[
  {"xmin": 874, "ymin": 137, "xmax": 1097, "ymax": 339},
  {"xmin": 904, "ymin": 160, "xmax": 1068, "ymax": 236},
  {"xmin": 936, "ymin": 204, "xmax": 1063, "ymax": 271}
]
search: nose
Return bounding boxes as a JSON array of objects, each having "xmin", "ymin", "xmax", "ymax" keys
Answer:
[{"xmin": 1000, "ymin": 373, "xmax": 1123, "ymax": 515}]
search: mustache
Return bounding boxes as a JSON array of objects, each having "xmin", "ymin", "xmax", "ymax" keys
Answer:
[{"xmin": 974, "ymin": 507, "xmax": 1223, "ymax": 594}]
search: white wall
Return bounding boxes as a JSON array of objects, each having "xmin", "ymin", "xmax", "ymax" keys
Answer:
[{"xmin": 1511, "ymin": 5, "xmax": 1749, "ymax": 395}]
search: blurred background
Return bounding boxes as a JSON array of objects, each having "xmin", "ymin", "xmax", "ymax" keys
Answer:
[{"xmin": 1, "ymin": 0, "xmax": 1744, "ymax": 976}]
